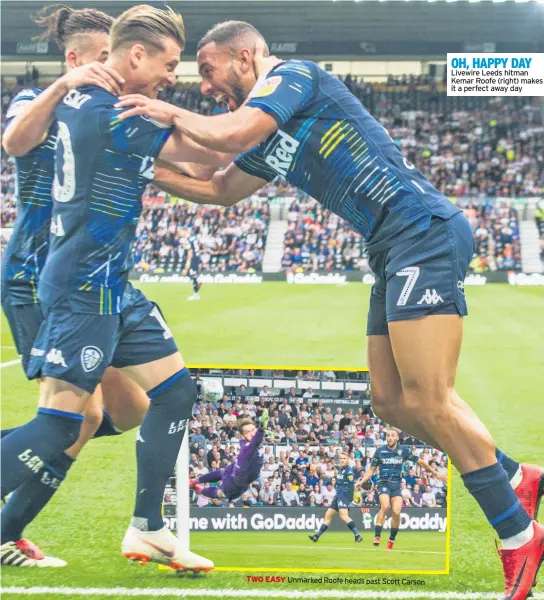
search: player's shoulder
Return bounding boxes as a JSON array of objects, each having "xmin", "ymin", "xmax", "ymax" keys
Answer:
[
  {"xmin": 63, "ymin": 85, "xmax": 116, "ymax": 112},
  {"xmin": 272, "ymin": 59, "xmax": 317, "ymax": 79},
  {"xmin": 12, "ymin": 86, "xmax": 43, "ymax": 102},
  {"xmin": 5, "ymin": 87, "xmax": 43, "ymax": 119}
]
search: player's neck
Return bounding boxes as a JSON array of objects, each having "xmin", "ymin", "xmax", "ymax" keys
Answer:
[
  {"xmin": 388, "ymin": 443, "xmax": 398, "ymax": 451},
  {"xmin": 105, "ymin": 57, "xmax": 139, "ymax": 96}
]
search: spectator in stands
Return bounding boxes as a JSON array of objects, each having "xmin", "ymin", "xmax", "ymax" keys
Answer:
[{"xmin": 422, "ymin": 485, "xmax": 438, "ymax": 508}]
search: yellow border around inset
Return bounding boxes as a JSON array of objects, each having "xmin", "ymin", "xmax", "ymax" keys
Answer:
[{"xmin": 177, "ymin": 364, "xmax": 451, "ymax": 576}]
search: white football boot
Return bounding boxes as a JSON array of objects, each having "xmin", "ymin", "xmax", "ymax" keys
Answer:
[
  {"xmin": 0, "ymin": 539, "xmax": 67, "ymax": 567},
  {"xmin": 122, "ymin": 525, "xmax": 214, "ymax": 572}
]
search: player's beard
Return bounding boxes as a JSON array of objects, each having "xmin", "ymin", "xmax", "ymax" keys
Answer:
[{"xmin": 228, "ymin": 65, "xmax": 248, "ymax": 110}]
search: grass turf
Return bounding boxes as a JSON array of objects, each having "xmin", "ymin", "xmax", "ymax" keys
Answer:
[{"xmin": 1, "ymin": 282, "xmax": 543, "ymax": 597}]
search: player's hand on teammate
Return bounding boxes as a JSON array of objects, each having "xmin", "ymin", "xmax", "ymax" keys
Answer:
[
  {"xmin": 115, "ymin": 96, "xmax": 177, "ymax": 125},
  {"xmin": 60, "ymin": 62, "xmax": 125, "ymax": 96},
  {"xmin": 251, "ymin": 37, "xmax": 281, "ymax": 79}
]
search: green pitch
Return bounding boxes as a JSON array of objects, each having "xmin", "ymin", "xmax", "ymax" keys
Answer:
[{"xmin": 1, "ymin": 282, "xmax": 543, "ymax": 599}]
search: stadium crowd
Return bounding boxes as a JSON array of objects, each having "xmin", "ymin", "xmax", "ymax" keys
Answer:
[
  {"xmin": 2, "ymin": 79, "xmax": 541, "ymax": 273},
  {"xmin": 133, "ymin": 198, "xmax": 270, "ymax": 274},
  {"xmin": 185, "ymin": 372, "xmax": 448, "ymax": 510}
]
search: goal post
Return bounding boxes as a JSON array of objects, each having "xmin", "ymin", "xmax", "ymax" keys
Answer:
[{"xmin": 176, "ymin": 431, "xmax": 190, "ymax": 551}]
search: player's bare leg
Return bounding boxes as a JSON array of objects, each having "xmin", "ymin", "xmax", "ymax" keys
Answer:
[
  {"xmin": 309, "ymin": 508, "xmax": 336, "ymax": 542},
  {"xmin": 388, "ymin": 316, "xmax": 494, "ymax": 473},
  {"xmin": 387, "ymin": 496, "xmax": 402, "ymax": 550},
  {"xmin": 387, "ymin": 314, "xmax": 542, "ymax": 600},
  {"xmin": 120, "ymin": 352, "xmax": 213, "ymax": 572},
  {"xmin": 100, "ymin": 368, "xmax": 149, "ymax": 433},
  {"xmin": 374, "ymin": 494, "xmax": 391, "ymax": 546},
  {"xmin": 368, "ymin": 335, "xmax": 441, "ymax": 450}
]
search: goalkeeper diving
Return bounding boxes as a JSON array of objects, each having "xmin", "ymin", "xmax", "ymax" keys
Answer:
[{"xmin": 190, "ymin": 410, "xmax": 270, "ymax": 500}]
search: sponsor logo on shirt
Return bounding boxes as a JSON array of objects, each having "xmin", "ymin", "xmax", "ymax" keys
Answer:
[{"xmin": 264, "ymin": 130, "xmax": 300, "ymax": 177}]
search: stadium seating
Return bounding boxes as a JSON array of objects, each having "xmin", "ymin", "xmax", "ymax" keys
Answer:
[
  {"xmin": 133, "ymin": 197, "xmax": 270, "ymax": 274},
  {"xmin": 2, "ymin": 81, "xmax": 541, "ymax": 274}
]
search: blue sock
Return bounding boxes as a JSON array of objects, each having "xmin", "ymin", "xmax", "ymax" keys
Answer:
[
  {"xmin": 315, "ymin": 523, "xmax": 328, "ymax": 539},
  {"xmin": 495, "ymin": 448, "xmax": 520, "ymax": 481},
  {"xmin": 0, "ymin": 427, "xmax": 20, "ymax": 440},
  {"xmin": 93, "ymin": 410, "xmax": 122, "ymax": 439},
  {"xmin": 462, "ymin": 462, "xmax": 531, "ymax": 540},
  {"xmin": 390, "ymin": 527, "xmax": 399, "ymax": 541},
  {"xmin": 0, "ymin": 408, "xmax": 83, "ymax": 498},
  {"xmin": 347, "ymin": 520, "xmax": 360, "ymax": 537},
  {"xmin": 375, "ymin": 524, "xmax": 383, "ymax": 538},
  {"xmin": 133, "ymin": 368, "xmax": 196, "ymax": 531},
  {"xmin": 1, "ymin": 452, "xmax": 74, "ymax": 543}
]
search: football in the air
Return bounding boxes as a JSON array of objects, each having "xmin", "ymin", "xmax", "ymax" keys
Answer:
[{"xmin": 200, "ymin": 378, "xmax": 224, "ymax": 403}]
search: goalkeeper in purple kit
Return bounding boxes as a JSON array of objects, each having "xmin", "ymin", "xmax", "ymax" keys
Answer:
[{"xmin": 190, "ymin": 410, "xmax": 269, "ymax": 500}]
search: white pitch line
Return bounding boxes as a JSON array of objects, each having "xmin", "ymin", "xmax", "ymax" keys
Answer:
[
  {"xmin": 1, "ymin": 345, "xmax": 16, "ymax": 349},
  {"xmin": 0, "ymin": 358, "xmax": 21, "ymax": 369},
  {"xmin": 3, "ymin": 588, "xmax": 544, "ymax": 599},
  {"xmin": 195, "ymin": 543, "xmax": 445, "ymax": 556}
]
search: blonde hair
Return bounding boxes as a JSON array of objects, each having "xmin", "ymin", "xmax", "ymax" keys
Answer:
[
  {"xmin": 237, "ymin": 417, "xmax": 254, "ymax": 433},
  {"xmin": 110, "ymin": 4, "xmax": 185, "ymax": 54}
]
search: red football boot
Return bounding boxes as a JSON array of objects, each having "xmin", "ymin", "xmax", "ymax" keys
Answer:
[
  {"xmin": 386, "ymin": 539, "xmax": 395, "ymax": 551},
  {"xmin": 498, "ymin": 521, "xmax": 544, "ymax": 600},
  {"xmin": 514, "ymin": 464, "xmax": 544, "ymax": 522},
  {"xmin": 373, "ymin": 536, "xmax": 381, "ymax": 546}
]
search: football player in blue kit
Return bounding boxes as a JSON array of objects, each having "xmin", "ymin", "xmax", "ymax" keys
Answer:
[
  {"xmin": 309, "ymin": 452, "xmax": 362, "ymax": 544},
  {"xmin": 183, "ymin": 227, "xmax": 202, "ymax": 301},
  {"xmin": 0, "ymin": 4, "xmax": 151, "ymax": 568},
  {"xmin": 0, "ymin": 5, "xmax": 229, "ymax": 572},
  {"xmin": 356, "ymin": 428, "xmax": 446, "ymax": 550},
  {"xmin": 115, "ymin": 22, "xmax": 544, "ymax": 599}
]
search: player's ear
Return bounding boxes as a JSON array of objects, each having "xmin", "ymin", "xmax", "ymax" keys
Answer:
[
  {"xmin": 128, "ymin": 43, "xmax": 146, "ymax": 68},
  {"xmin": 65, "ymin": 49, "xmax": 79, "ymax": 69}
]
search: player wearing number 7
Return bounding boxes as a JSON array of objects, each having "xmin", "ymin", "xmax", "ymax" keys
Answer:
[
  {"xmin": 355, "ymin": 428, "xmax": 447, "ymax": 550},
  {"xmin": 116, "ymin": 21, "xmax": 544, "ymax": 600},
  {"xmin": 0, "ymin": 5, "xmax": 231, "ymax": 573}
]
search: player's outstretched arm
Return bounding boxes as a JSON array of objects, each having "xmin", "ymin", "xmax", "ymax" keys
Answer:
[
  {"xmin": 116, "ymin": 95, "xmax": 278, "ymax": 155},
  {"xmin": 153, "ymin": 162, "xmax": 266, "ymax": 208},
  {"xmin": 2, "ymin": 63, "xmax": 123, "ymax": 157},
  {"xmin": 416, "ymin": 459, "xmax": 447, "ymax": 482}
]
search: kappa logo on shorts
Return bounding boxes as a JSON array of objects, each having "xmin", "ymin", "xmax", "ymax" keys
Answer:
[
  {"xmin": 81, "ymin": 346, "xmax": 103, "ymax": 372},
  {"xmin": 417, "ymin": 289, "xmax": 443, "ymax": 305},
  {"xmin": 45, "ymin": 349, "xmax": 67, "ymax": 367},
  {"xmin": 30, "ymin": 347, "xmax": 45, "ymax": 357}
]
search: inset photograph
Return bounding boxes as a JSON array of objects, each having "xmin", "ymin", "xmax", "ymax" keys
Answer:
[{"xmin": 163, "ymin": 367, "xmax": 450, "ymax": 573}]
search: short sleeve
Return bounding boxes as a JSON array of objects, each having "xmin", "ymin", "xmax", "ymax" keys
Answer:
[
  {"xmin": 98, "ymin": 107, "xmax": 173, "ymax": 160},
  {"xmin": 371, "ymin": 453, "xmax": 381, "ymax": 468},
  {"xmin": 405, "ymin": 448, "xmax": 419, "ymax": 463},
  {"xmin": 245, "ymin": 61, "xmax": 316, "ymax": 126},
  {"xmin": 4, "ymin": 88, "xmax": 41, "ymax": 129},
  {"xmin": 234, "ymin": 144, "xmax": 278, "ymax": 183}
]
